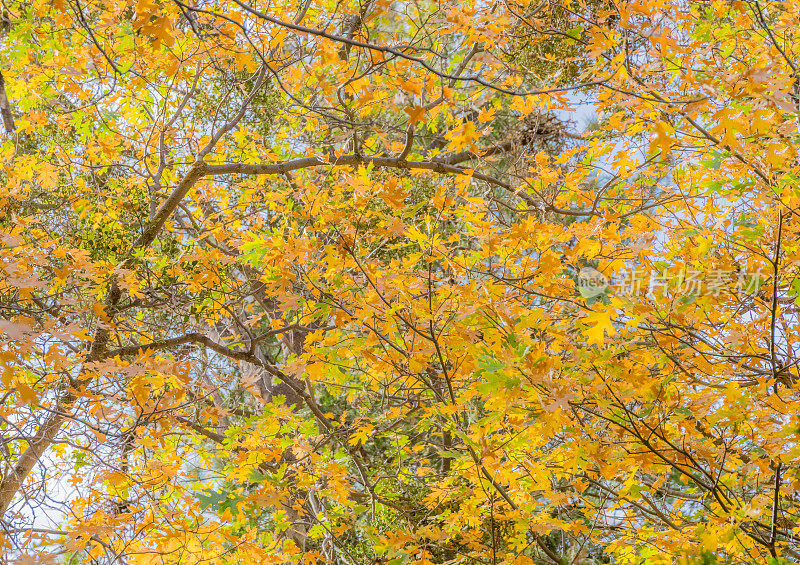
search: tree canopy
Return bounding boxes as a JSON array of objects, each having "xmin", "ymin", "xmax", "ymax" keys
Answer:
[{"xmin": 1, "ymin": 0, "xmax": 800, "ymax": 563}]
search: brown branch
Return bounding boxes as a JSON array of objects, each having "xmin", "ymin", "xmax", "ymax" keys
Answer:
[
  {"xmin": 204, "ymin": 153, "xmax": 509, "ymax": 186},
  {"xmin": 432, "ymin": 139, "xmax": 516, "ymax": 165},
  {"xmin": 769, "ymin": 462, "xmax": 782, "ymax": 558},
  {"xmin": 397, "ymin": 125, "xmax": 414, "ymax": 160},
  {"xmin": 176, "ymin": 416, "xmax": 227, "ymax": 444},
  {"xmin": 204, "ymin": 152, "xmax": 560, "ymax": 212},
  {"xmin": 104, "ymin": 333, "xmax": 205, "ymax": 358}
]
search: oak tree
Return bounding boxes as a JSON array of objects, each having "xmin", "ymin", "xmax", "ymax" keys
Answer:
[{"xmin": 1, "ymin": 0, "xmax": 799, "ymax": 563}]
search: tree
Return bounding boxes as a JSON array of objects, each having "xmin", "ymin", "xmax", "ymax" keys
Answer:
[{"xmin": 0, "ymin": 0, "xmax": 799, "ymax": 563}]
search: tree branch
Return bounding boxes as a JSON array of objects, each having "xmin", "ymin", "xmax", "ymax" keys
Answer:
[
  {"xmin": 177, "ymin": 0, "xmax": 606, "ymax": 97},
  {"xmin": 0, "ymin": 70, "xmax": 15, "ymax": 133}
]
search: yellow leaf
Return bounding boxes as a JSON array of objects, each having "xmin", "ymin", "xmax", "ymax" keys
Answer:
[
  {"xmin": 403, "ymin": 105, "xmax": 426, "ymax": 124},
  {"xmin": 399, "ymin": 78, "xmax": 422, "ymax": 96},
  {"xmin": 650, "ymin": 120, "xmax": 673, "ymax": 158},
  {"xmin": 583, "ymin": 308, "xmax": 616, "ymax": 346}
]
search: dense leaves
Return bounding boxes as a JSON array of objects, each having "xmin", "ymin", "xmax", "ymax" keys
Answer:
[{"xmin": 1, "ymin": 0, "xmax": 800, "ymax": 563}]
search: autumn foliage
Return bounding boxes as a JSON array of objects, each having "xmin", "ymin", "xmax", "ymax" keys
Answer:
[{"xmin": 1, "ymin": 0, "xmax": 800, "ymax": 562}]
